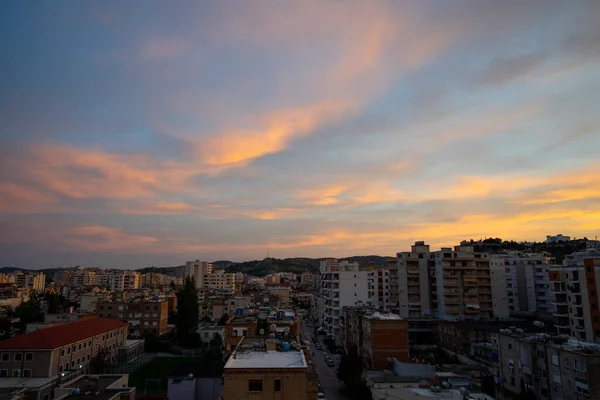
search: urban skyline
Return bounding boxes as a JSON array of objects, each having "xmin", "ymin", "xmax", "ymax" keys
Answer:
[{"xmin": 2, "ymin": 1, "xmax": 600, "ymax": 268}]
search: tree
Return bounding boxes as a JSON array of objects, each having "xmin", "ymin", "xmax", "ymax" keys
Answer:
[
  {"xmin": 12, "ymin": 297, "xmax": 43, "ymax": 329},
  {"xmin": 218, "ymin": 313, "xmax": 229, "ymax": 325},
  {"xmin": 45, "ymin": 292, "xmax": 61, "ymax": 314},
  {"xmin": 337, "ymin": 345, "xmax": 370, "ymax": 399},
  {"xmin": 209, "ymin": 332, "xmax": 223, "ymax": 349},
  {"xmin": 168, "ymin": 310, "xmax": 177, "ymax": 324},
  {"xmin": 141, "ymin": 332, "xmax": 159, "ymax": 352},
  {"xmin": 175, "ymin": 277, "xmax": 200, "ymax": 347}
]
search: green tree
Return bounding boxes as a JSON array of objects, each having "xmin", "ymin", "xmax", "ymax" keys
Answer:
[
  {"xmin": 218, "ymin": 313, "xmax": 229, "ymax": 325},
  {"xmin": 45, "ymin": 292, "xmax": 61, "ymax": 314},
  {"xmin": 209, "ymin": 332, "xmax": 223, "ymax": 349},
  {"xmin": 337, "ymin": 345, "xmax": 370, "ymax": 399},
  {"xmin": 141, "ymin": 332, "xmax": 159, "ymax": 352},
  {"xmin": 168, "ymin": 310, "xmax": 177, "ymax": 324},
  {"xmin": 175, "ymin": 277, "xmax": 200, "ymax": 347},
  {"xmin": 12, "ymin": 297, "xmax": 43, "ymax": 329}
]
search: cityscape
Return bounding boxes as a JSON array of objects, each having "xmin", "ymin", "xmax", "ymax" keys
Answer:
[{"xmin": 2, "ymin": 1, "xmax": 600, "ymax": 400}]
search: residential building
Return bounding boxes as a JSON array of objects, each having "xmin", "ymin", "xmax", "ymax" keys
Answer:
[
  {"xmin": 300, "ymin": 272, "xmax": 316, "ymax": 288},
  {"xmin": 223, "ymin": 337, "xmax": 318, "ymax": 400},
  {"xmin": 54, "ymin": 374, "xmax": 136, "ymax": 399},
  {"xmin": 320, "ymin": 259, "xmax": 371, "ymax": 342},
  {"xmin": 97, "ymin": 300, "xmax": 169, "ymax": 337},
  {"xmin": 432, "ymin": 245, "xmax": 493, "ymax": 320},
  {"xmin": 269, "ymin": 287, "xmax": 291, "ymax": 308},
  {"xmin": 366, "ymin": 264, "xmax": 392, "ymax": 312},
  {"xmin": 198, "ymin": 323, "xmax": 225, "ymax": 346},
  {"xmin": 108, "ymin": 271, "xmax": 140, "ymax": 291},
  {"xmin": 0, "ymin": 317, "xmax": 128, "ymax": 378},
  {"xmin": 185, "ymin": 260, "xmax": 212, "ymax": 289},
  {"xmin": 343, "ymin": 307, "xmax": 409, "ymax": 370},
  {"xmin": 72, "ymin": 270, "xmax": 96, "ymax": 286},
  {"xmin": 547, "ymin": 234, "xmax": 571, "ymax": 243},
  {"xmin": 549, "ymin": 256, "xmax": 600, "ymax": 341},
  {"xmin": 0, "ymin": 273, "xmax": 16, "ymax": 284},
  {"xmin": 397, "ymin": 241, "xmax": 433, "ymax": 318},
  {"xmin": 225, "ymin": 310, "xmax": 300, "ymax": 353},
  {"xmin": 205, "ymin": 270, "xmax": 236, "ymax": 292}
]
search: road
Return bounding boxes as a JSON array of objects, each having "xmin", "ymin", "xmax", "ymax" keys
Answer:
[{"xmin": 300, "ymin": 318, "xmax": 347, "ymax": 400}]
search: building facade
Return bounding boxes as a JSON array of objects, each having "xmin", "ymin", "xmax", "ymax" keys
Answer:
[
  {"xmin": 97, "ymin": 300, "xmax": 169, "ymax": 337},
  {"xmin": 397, "ymin": 242, "xmax": 433, "ymax": 318},
  {"xmin": 185, "ymin": 260, "xmax": 212, "ymax": 289}
]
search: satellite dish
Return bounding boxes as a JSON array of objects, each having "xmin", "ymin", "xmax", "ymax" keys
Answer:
[
  {"xmin": 270, "ymin": 324, "xmax": 277, "ymax": 332},
  {"xmin": 259, "ymin": 328, "xmax": 265, "ymax": 335}
]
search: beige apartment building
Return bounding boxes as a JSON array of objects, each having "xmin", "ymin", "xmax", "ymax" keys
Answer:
[
  {"xmin": 97, "ymin": 300, "xmax": 169, "ymax": 337},
  {"xmin": 397, "ymin": 241, "xmax": 434, "ymax": 318},
  {"xmin": 224, "ymin": 337, "xmax": 318, "ymax": 400},
  {"xmin": 0, "ymin": 317, "xmax": 128, "ymax": 378},
  {"xmin": 205, "ymin": 270, "xmax": 236, "ymax": 292}
]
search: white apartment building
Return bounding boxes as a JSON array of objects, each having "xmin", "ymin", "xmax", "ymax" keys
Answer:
[
  {"xmin": 93, "ymin": 273, "xmax": 109, "ymax": 287},
  {"xmin": 367, "ymin": 266, "xmax": 392, "ymax": 312},
  {"xmin": 491, "ymin": 251, "xmax": 555, "ymax": 316},
  {"xmin": 397, "ymin": 242, "xmax": 433, "ymax": 318},
  {"xmin": 109, "ymin": 271, "xmax": 141, "ymax": 291},
  {"xmin": 30, "ymin": 273, "xmax": 46, "ymax": 293},
  {"xmin": 204, "ymin": 270, "xmax": 236, "ymax": 292},
  {"xmin": 546, "ymin": 234, "xmax": 571, "ymax": 243},
  {"xmin": 185, "ymin": 260, "xmax": 212, "ymax": 289},
  {"xmin": 319, "ymin": 259, "xmax": 370, "ymax": 343},
  {"xmin": 72, "ymin": 270, "xmax": 96, "ymax": 286}
]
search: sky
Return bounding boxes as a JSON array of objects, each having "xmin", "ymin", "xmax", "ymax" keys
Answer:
[{"xmin": 1, "ymin": 1, "xmax": 600, "ymax": 269}]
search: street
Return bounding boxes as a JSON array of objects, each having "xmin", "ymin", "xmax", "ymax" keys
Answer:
[{"xmin": 300, "ymin": 318, "xmax": 347, "ymax": 400}]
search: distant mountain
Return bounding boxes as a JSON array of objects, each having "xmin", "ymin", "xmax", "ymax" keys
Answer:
[
  {"xmin": 0, "ymin": 267, "xmax": 22, "ymax": 273},
  {"xmin": 135, "ymin": 265, "xmax": 182, "ymax": 275}
]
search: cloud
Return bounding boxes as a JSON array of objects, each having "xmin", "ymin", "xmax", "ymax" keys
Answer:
[
  {"xmin": 474, "ymin": 52, "xmax": 548, "ymax": 87},
  {"xmin": 139, "ymin": 37, "xmax": 187, "ymax": 60}
]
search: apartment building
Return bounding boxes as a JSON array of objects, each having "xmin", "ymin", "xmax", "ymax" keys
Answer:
[
  {"xmin": 269, "ymin": 287, "xmax": 291, "ymax": 308},
  {"xmin": 491, "ymin": 252, "xmax": 555, "ymax": 318},
  {"xmin": 366, "ymin": 264, "xmax": 392, "ymax": 312},
  {"xmin": 224, "ymin": 337, "xmax": 318, "ymax": 400},
  {"xmin": 432, "ymin": 245, "xmax": 493, "ymax": 320},
  {"xmin": 141, "ymin": 272, "xmax": 171, "ymax": 287},
  {"xmin": 343, "ymin": 307, "xmax": 409, "ymax": 370},
  {"xmin": 0, "ymin": 317, "xmax": 128, "ymax": 378},
  {"xmin": 397, "ymin": 242, "xmax": 433, "ymax": 318},
  {"xmin": 185, "ymin": 260, "xmax": 212, "ymax": 289},
  {"xmin": 72, "ymin": 270, "xmax": 96, "ymax": 286},
  {"xmin": 108, "ymin": 271, "xmax": 140, "ymax": 291},
  {"xmin": 205, "ymin": 270, "xmax": 236, "ymax": 292},
  {"xmin": 319, "ymin": 259, "xmax": 371, "ymax": 341},
  {"xmin": 550, "ymin": 256, "xmax": 600, "ymax": 341},
  {"xmin": 225, "ymin": 311, "xmax": 300, "ymax": 353},
  {"xmin": 97, "ymin": 300, "xmax": 169, "ymax": 337}
]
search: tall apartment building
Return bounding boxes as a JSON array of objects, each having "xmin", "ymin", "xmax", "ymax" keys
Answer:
[
  {"xmin": 491, "ymin": 251, "xmax": 555, "ymax": 317},
  {"xmin": 397, "ymin": 241, "xmax": 433, "ymax": 318},
  {"xmin": 432, "ymin": 245, "xmax": 493, "ymax": 320},
  {"xmin": 205, "ymin": 270, "xmax": 236, "ymax": 292},
  {"xmin": 0, "ymin": 317, "xmax": 128, "ymax": 378},
  {"xmin": 72, "ymin": 270, "xmax": 96, "ymax": 286},
  {"xmin": 29, "ymin": 273, "xmax": 46, "ymax": 293},
  {"xmin": 108, "ymin": 271, "xmax": 140, "ymax": 291},
  {"xmin": 97, "ymin": 300, "xmax": 169, "ymax": 337},
  {"xmin": 550, "ymin": 256, "xmax": 600, "ymax": 341},
  {"xmin": 366, "ymin": 265, "xmax": 392, "ymax": 312},
  {"xmin": 320, "ymin": 259, "xmax": 370, "ymax": 341},
  {"xmin": 185, "ymin": 260, "xmax": 212, "ymax": 289}
]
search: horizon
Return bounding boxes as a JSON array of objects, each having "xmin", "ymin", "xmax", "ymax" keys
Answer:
[{"xmin": 1, "ymin": 2, "xmax": 600, "ymax": 269}]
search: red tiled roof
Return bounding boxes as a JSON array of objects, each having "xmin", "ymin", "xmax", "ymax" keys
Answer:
[{"xmin": 0, "ymin": 317, "xmax": 128, "ymax": 350}]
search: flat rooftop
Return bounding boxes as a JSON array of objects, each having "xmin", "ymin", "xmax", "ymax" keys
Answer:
[{"xmin": 225, "ymin": 350, "xmax": 307, "ymax": 369}]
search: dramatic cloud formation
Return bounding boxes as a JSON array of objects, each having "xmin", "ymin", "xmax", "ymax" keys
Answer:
[{"xmin": 1, "ymin": 1, "xmax": 599, "ymax": 268}]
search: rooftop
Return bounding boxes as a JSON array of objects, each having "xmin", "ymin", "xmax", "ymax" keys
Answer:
[
  {"xmin": 365, "ymin": 312, "xmax": 402, "ymax": 320},
  {"xmin": 225, "ymin": 349, "xmax": 307, "ymax": 369},
  {"xmin": 0, "ymin": 317, "xmax": 128, "ymax": 350}
]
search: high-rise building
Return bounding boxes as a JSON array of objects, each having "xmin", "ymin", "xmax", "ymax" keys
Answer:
[
  {"xmin": 204, "ymin": 270, "xmax": 236, "ymax": 292},
  {"xmin": 319, "ymin": 259, "xmax": 371, "ymax": 342},
  {"xmin": 432, "ymin": 244, "xmax": 493, "ymax": 320},
  {"xmin": 550, "ymin": 255, "xmax": 600, "ymax": 341},
  {"xmin": 97, "ymin": 300, "xmax": 169, "ymax": 337},
  {"xmin": 397, "ymin": 241, "xmax": 433, "ymax": 318},
  {"xmin": 108, "ymin": 271, "xmax": 140, "ymax": 291},
  {"xmin": 184, "ymin": 260, "xmax": 212, "ymax": 289}
]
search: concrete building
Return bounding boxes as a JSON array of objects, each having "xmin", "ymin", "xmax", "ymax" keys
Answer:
[
  {"xmin": 223, "ymin": 337, "xmax": 318, "ymax": 400},
  {"xmin": 0, "ymin": 318, "xmax": 128, "ymax": 378},
  {"xmin": 547, "ymin": 234, "xmax": 571, "ymax": 243},
  {"xmin": 97, "ymin": 300, "xmax": 169, "ymax": 337},
  {"xmin": 108, "ymin": 271, "xmax": 140, "ymax": 291},
  {"xmin": 366, "ymin": 264, "xmax": 393, "ymax": 312},
  {"xmin": 343, "ymin": 307, "xmax": 409, "ymax": 370},
  {"xmin": 269, "ymin": 287, "xmax": 292, "ymax": 308},
  {"xmin": 205, "ymin": 270, "xmax": 236, "ymax": 292},
  {"xmin": 432, "ymin": 245, "xmax": 493, "ymax": 321},
  {"xmin": 225, "ymin": 311, "xmax": 300, "ymax": 353},
  {"xmin": 72, "ymin": 270, "xmax": 96, "ymax": 286},
  {"xmin": 319, "ymin": 259, "xmax": 371, "ymax": 341},
  {"xmin": 79, "ymin": 293, "xmax": 108, "ymax": 312},
  {"xmin": 198, "ymin": 323, "xmax": 225, "ymax": 346},
  {"xmin": 550, "ymin": 256, "xmax": 600, "ymax": 341},
  {"xmin": 185, "ymin": 260, "xmax": 212, "ymax": 289},
  {"xmin": 397, "ymin": 242, "xmax": 433, "ymax": 318},
  {"xmin": 491, "ymin": 252, "xmax": 555, "ymax": 317}
]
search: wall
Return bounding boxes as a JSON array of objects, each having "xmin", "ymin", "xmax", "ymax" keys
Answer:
[{"xmin": 223, "ymin": 369, "xmax": 311, "ymax": 400}]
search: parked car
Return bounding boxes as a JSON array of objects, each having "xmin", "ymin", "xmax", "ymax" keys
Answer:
[
  {"xmin": 326, "ymin": 359, "xmax": 335, "ymax": 367},
  {"xmin": 316, "ymin": 344, "xmax": 323, "ymax": 350}
]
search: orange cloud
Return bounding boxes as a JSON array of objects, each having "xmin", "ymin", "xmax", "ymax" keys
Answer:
[
  {"xmin": 63, "ymin": 226, "xmax": 158, "ymax": 252},
  {"xmin": 0, "ymin": 183, "xmax": 56, "ymax": 214}
]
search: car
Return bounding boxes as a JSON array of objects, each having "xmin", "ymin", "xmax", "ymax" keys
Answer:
[
  {"xmin": 326, "ymin": 359, "xmax": 335, "ymax": 367},
  {"xmin": 318, "ymin": 392, "xmax": 326, "ymax": 400},
  {"xmin": 315, "ymin": 344, "xmax": 322, "ymax": 350}
]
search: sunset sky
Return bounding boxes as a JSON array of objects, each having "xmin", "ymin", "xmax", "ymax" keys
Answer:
[{"xmin": 1, "ymin": 1, "xmax": 600, "ymax": 269}]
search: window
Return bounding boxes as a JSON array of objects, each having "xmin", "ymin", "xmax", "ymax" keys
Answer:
[
  {"xmin": 0, "ymin": 369, "xmax": 8, "ymax": 377},
  {"xmin": 72, "ymin": 345, "xmax": 76, "ymax": 352},
  {"xmin": 274, "ymin": 379, "xmax": 281, "ymax": 392},
  {"xmin": 553, "ymin": 375, "xmax": 561, "ymax": 385},
  {"xmin": 12, "ymin": 369, "xmax": 21, "ymax": 377},
  {"xmin": 61, "ymin": 349, "xmax": 65, "ymax": 356},
  {"xmin": 23, "ymin": 369, "xmax": 31, "ymax": 377},
  {"xmin": 71, "ymin": 361, "xmax": 75, "ymax": 368},
  {"xmin": 84, "ymin": 342, "xmax": 87, "ymax": 349},
  {"xmin": 78, "ymin": 344, "xmax": 82, "ymax": 350},
  {"xmin": 14, "ymin": 353, "xmax": 22, "ymax": 362},
  {"xmin": 565, "ymin": 358, "xmax": 570, "ymax": 368},
  {"xmin": 24, "ymin": 353, "xmax": 33, "ymax": 362},
  {"xmin": 508, "ymin": 343, "xmax": 513, "ymax": 350},
  {"xmin": 1, "ymin": 353, "xmax": 9, "ymax": 362},
  {"xmin": 59, "ymin": 365, "xmax": 63, "ymax": 373},
  {"xmin": 248, "ymin": 379, "xmax": 263, "ymax": 392},
  {"xmin": 551, "ymin": 355, "xmax": 559, "ymax": 366}
]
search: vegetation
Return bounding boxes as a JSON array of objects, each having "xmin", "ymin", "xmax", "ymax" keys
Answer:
[
  {"xmin": 44, "ymin": 292, "xmax": 61, "ymax": 314},
  {"xmin": 337, "ymin": 345, "xmax": 371, "ymax": 399},
  {"xmin": 11, "ymin": 296, "xmax": 43, "ymax": 330},
  {"xmin": 174, "ymin": 277, "xmax": 200, "ymax": 347},
  {"xmin": 217, "ymin": 313, "xmax": 229, "ymax": 325}
]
